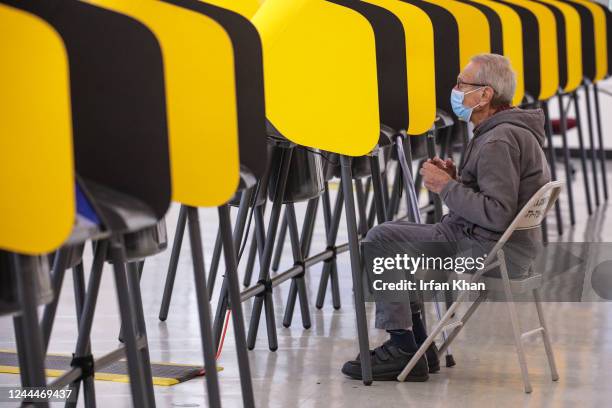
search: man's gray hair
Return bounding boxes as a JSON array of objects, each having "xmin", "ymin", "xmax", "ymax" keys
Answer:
[{"xmin": 470, "ymin": 53, "xmax": 517, "ymax": 107}]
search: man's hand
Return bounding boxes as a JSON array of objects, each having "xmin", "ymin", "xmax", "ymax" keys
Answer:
[
  {"xmin": 429, "ymin": 157, "xmax": 457, "ymax": 180},
  {"xmin": 419, "ymin": 161, "xmax": 453, "ymax": 194}
]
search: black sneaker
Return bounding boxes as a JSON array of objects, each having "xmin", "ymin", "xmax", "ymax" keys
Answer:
[
  {"xmin": 425, "ymin": 343, "xmax": 440, "ymax": 373},
  {"xmin": 341, "ymin": 340, "xmax": 429, "ymax": 381}
]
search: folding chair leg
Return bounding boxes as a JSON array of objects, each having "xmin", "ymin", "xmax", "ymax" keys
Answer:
[
  {"xmin": 398, "ymin": 285, "xmax": 466, "ymax": 381},
  {"xmin": 186, "ymin": 206, "xmax": 222, "ymax": 408},
  {"xmin": 533, "ymin": 288, "xmax": 559, "ymax": 381},
  {"xmin": 571, "ymin": 92, "xmax": 593, "ymax": 215},
  {"xmin": 340, "ymin": 155, "xmax": 372, "ymax": 386},
  {"xmin": 438, "ymin": 290, "xmax": 488, "ymax": 356},
  {"xmin": 158, "ymin": 204, "xmax": 187, "ymax": 321},
  {"xmin": 499, "ymin": 250, "xmax": 532, "ymax": 394}
]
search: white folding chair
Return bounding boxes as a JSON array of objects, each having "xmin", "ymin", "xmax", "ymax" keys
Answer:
[{"xmin": 398, "ymin": 180, "xmax": 564, "ymax": 393}]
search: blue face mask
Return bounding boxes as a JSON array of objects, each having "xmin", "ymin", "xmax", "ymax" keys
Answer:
[{"xmin": 450, "ymin": 87, "xmax": 483, "ymax": 122}]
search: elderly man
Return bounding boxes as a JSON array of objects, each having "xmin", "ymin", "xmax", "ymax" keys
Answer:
[{"xmin": 342, "ymin": 54, "xmax": 551, "ymax": 381}]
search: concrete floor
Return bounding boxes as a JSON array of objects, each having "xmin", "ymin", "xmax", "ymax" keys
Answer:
[{"xmin": 1, "ymin": 162, "xmax": 611, "ymax": 407}]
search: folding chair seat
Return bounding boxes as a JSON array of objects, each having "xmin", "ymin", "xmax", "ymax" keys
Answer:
[{"xmin": 399, "ymin": 181, "xmax": 564, "ymax": 394}]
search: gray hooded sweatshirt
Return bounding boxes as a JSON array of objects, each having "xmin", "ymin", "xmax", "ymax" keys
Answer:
[{"xmin": 438, "ymin": 108, "xmax": 551, "ymax": 244}]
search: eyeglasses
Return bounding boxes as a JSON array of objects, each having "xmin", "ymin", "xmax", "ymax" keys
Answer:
[{"xmin": 456, "ymin": 78, "xmax": 488, "ymax": 89}]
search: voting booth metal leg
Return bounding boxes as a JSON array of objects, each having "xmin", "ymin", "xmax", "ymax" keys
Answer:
[
  {"xmin": 546, "ymin": 100, "xmax": 576, "ymax": 226},
  {"xmin": 125, "ymin": 262, "xmax": 156, "ymax": 408},
  {"xmin": 570, "ymin": 92, "xmax": 593, "ymax": 216},
  {"xmin": 283, "ymin": 199, "xmax": 318, "ymax": 327},
  {"xmin": 593, "ymin": 84, "xmax": 608, "ymax": 200},
  {"xmin": 41, "ymin": 248, "xmax": 70, "ymax": 351},
  {"xmin": 584, "ymin": 85, "xmax": 601, "ymax": 207},
  {"xmin": 72, "ymin": 261, "xmax": 96, "ymax": 408},
  {"xmin": 208, "ymin": 187, "xmax": 254, "ymax": 321},
  {"xmin": 158, "ymin": 205, "xmax": 187, "ymax": 321},
  {"xmin": 212, "ymin": 187, "xmax": 255, "ymax": 347},
  {"xmin": 109, "ymin": 238, "xmax": 156, "ymax": 408},
  {"xmin": 13, "ymin": 315, "xmax": 33, "ymax": 390},
  {"xmin": 217, "ymin": 205, "xmax": 256, "ymax": 408},
  {"xmin": 247, "ymin": 145, "xmax": 294, "ymax": 351},
  {"xmin": 542, "ymin": 103, "xmax": 564, "ymax": 235},
  {"xmin": 65, "ymin": 241, "xmax": 105, "ymax": 408},
  {"xmin": 185, "ymin": 206, "xmax": 222, "ymax": 408},
  {"xmin": 272, "ymin": 210, "xmax": 288, "ymax": 272},
  {"xmin": 340, "ymin": 155, "xmax": 372, "ymax": 386},
  {"xmin": 316, "ymin": 182, "xmax": 343, "ymax": 310},
  {"xmin": 243, "ymin": 237, "xmax": 258, "ymax": 287},
  {"xmin": 243, "ymin": 196, "xmax": 269, "ymax": 288},
  {"xmin": 282, "ymin": 203, "xmax": 313, "ymax": 329},
  {"xmin": 207, "ymin": 231, "xmax": 224, "ymax": 297},
  {"xmin": 12, "ymin": 255, "xmax": 49, "ymax": 405}
]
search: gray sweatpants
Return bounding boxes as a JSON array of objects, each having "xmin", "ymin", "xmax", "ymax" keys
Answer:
[{"xmin": 365, "ymin": 220, "xmax": 463, "ymax": 331}]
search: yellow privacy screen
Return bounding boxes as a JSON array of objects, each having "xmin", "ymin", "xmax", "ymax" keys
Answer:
[
  {"xmin": 503, "ymin": 0, "xmax": 559, "ymax": 99},
  {"xmin": 470, "ymin": 0, "xmax": 525, "ymax": 104},
  {"xmin": 424, "ymin": 0, "xmax": 491, "ymax": 67},
  {"xmin": 538, "ymin": 0, "xmax": 583, "ymax": 92},
  {"xmin": 202, "ymin": 0, "xmax": 263, "ymax": 18},
  {"xmin": 0, "ymin": 4, "xmax": 75, "ymax": 254},
  {"xmin": 569, "ymin": 0, "xmax": 607, "ymax": 81},
  {"xmin": 364, "ymin": 0, "xmax": 436, "ymax": 135},
  {"xmin": 252, "ymin": 0, "xmax": 380, "ymax": 157},
  {"xmin": 89, "ymin": 0, "xmax": 240, "ymax": 207}
]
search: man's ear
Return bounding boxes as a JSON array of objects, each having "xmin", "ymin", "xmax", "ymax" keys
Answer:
[{"xmin": 483, "ymin": 86, "xmax": 495, "ymax": 105}]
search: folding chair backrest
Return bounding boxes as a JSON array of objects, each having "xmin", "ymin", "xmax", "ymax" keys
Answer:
[
  {"xmin": 489, "ymin": 180, "xmax": 564, "ymax": 257},
  {"xmin": 537, "ymin": 0, "xmax": 583, "ymax": 93},
  {"xmin": 252, "ymin": 0, "xmax": 380, "ymax": 157},
  {"xmin": 468, "ymin": 0, "xmax": 526, "ymax": 104},
  {"xmin": 87, "ymin": 0, "xmax": 243, "ymax": 207},
  {"xmin": 495, "ymin": 0, "xmax": 559, "ymax": 101},
  {"xmin": 401, "ymin": 0, "xmax": 461, "ymax": 116},
  {"xmin": 5, "ymin": 0, "xmax": 173, "ymax": 227},
  {"xmin": 364, "ymin": 0, "xmax": 437, "ymax": 135},
  {"xmin": 0, "ymin": 4, "xmax": 75, "ymax": 254},
  {"xmin": 560, "ymin": 0, "xmax": 608, "ymax": 83}
]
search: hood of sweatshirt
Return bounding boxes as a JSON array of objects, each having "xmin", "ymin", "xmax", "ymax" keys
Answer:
[{"xmin": 474, "ymin": 107, "xmax": 546, "ymax": 147}]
